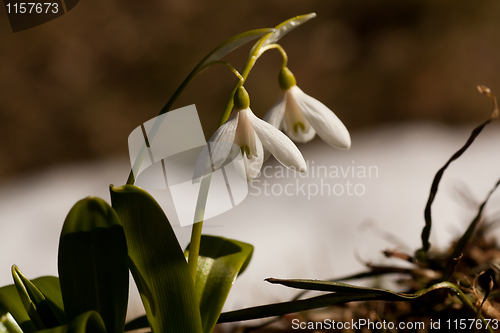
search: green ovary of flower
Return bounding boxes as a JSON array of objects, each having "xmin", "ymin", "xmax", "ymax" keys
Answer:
[{"xmin": 278, "ymin": 67, "xmax": 297, "ymax": 90}]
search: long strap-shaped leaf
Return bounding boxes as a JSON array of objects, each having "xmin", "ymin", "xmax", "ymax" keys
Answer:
[
  {"xmin": 125, "ymin": 236, "xmax": 254, "ymax": 333},
  {"xmin": 110, "ymin": 185, "xmax": 202, "ymax": 333},
  {"xmin": 218, "ymin": 279, "xmax": 490, "ymax": 332},
  {"xmin": 253, "ymin": 13, "xmax": 316, "ymax": 58},
  {"xmin": 0, "ymin": 283, "xmax": 36, "ymax": 333},
  {"xmin": 219, "ymin": 292, "xmax": 383, "ymax": 323},
  {"xmin": 264, "ymin": 278, "xmax": 424, "ymax": 300},
  {"xmin": 31, "ymin": 277, "xmax": 64, "ymax": 318},
  {"xmin": 0, "ymin": 275, "xmax": 65, "ymax": 333},
  {"xmin": 232, "ymin": 266, "xmax": 417, "ymax": 331},
  {"xmin": 185, "ymin": 235, "xmax": 253, "ymax": 333},
  {"xmin": 58, "ymin": 197, "xmax": 129, "ymax": 333},
  {"xmin": 12, "ymin": 267, "xmax": 65, "ymax": 330}
]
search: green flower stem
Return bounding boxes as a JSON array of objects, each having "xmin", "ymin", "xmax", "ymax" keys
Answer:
[
  {"xmin": 188, "ymin": 174, "xmax": 212, "ymax": 284},
  {"xmin": 188, "ymin": 222, "xmax": 203, "ymax": 284},
  {"xmin": 174, "ymin": 60, "xmax": 243, "ymax": 284},
  {"xmin": 217, "ymin": 31, "xmax": 276, "ymax": 126},
  {"xmin": 217, "ymin": 11, "xmax": 318, "ymax": 125},
  {"xmin": 188, "ymin": 35, "xmax": 279, "ymax": 283},
  {"xmin": 188, "ymin": 35, "xmax": 278, "ymax": 283},
  {"xmin": 260, "ymin": 43, "xmax": 288, "ymax": 69},
  {"xmin": 189, "ymin": 37, "xmax": 289, "ymax": 282},
  {"xmin": 217, "ymin": 41, "xmax": 288, "ymax": 126},
  {"xmin": 203, "ymin": 61, "xmax": 244, "ymax": 83}
]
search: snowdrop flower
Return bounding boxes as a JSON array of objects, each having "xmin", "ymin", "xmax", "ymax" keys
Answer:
[
  {"xmin": 264, "ymin": 67, "xmax": 351, "ymax": 149},
  {"xmin": 194, "ymin": 86, "xmax": 307, "ymax": 182}
]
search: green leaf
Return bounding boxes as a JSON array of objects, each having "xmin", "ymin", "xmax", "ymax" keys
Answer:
[
  {"xmin": 185, "ymin": 235, "xmax": 253, "ymax": 333},
  {"xmin": 288, "ymin": 266, "xmax": 414, "ymax": 303},
  {"xmin": 31, "ymin": 277, "xmax": 64, "ymax": 317},
  {"xmin": 218, "ymin": 281, "xmax": 486, "ymax": 324},
  {"xmin": 0, "ymin": 276, "xmax": 66, "ymax": 333},
  {"xmin": 37, "ymin": 311, "xmax": 107, "ymax": 333},
  {"xmin": 200, "ymin": 28, "xmax": 277, "ymax": 69},
  {"xmin": 12, "ymin": 266, "xmax": 65, "ymax": 330},
  {"xmin": 219, "ymin": 292, "xmax": 382, "ymax": 323},
  {"xmin": 253, "ymin": 13, "xmax": 316, "ymax": 57},
  {"xmin": 110, "ymin": 185, "xmax": 202, "ymax": 333},
  {"xmin": 58, "ymin": 197, "xmax": 129, "ymax": 333},
  {"xmin": 264, "ymin": 278, "xmax": 422, "ymax": 299},
  {"xmin": 0, "ymin": 284, "xmax": 34, "ymax": 333}
]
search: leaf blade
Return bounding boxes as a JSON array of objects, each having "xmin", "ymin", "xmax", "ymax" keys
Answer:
[
  {"xmin": 110, "ymin": 185, "xmax": 202, "ymax": 333},
  {"xmin": 254, "ymin": 13, "xmax": 316, "ymax": 57},
  {"xmin": 31, "ymin": 276, "xmax": 64, "ymax": 317},
  {"xmin": 265, "ymin": 278, "xmax": 414, "ymax": 300},
  {"xmin": 58, "ymin": 197, "xmax": 129, "ymax": 333},
  {"xmin": 218, "ymin": 292, "xmax": 382, "ymax": 323},
  {"xmin": 218, "ymin": 281, "xmax": 478, "ymax": 323},
  {"xmin": 0, "ymin": 284, "xmax": 37, "ymax": 333},
  {"xmin": 202, "ymin": 28, "xmax": 277, "ymax": 66},
  {"xmin": 185, "ymin": 235, "xmax": 253, "ymax": 333},
  {"xmin": 12, "ymin": 267, "xmax": 64, "ymax": 329}
]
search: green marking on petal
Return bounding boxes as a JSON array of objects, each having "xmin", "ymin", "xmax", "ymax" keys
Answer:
[
  {"xmin": 293, "ymin": 122, "xmax": 306, "ymax": 133},
  {"xmin": 241, "ymin": 145, "xmax": 250, "ymax": 157}
]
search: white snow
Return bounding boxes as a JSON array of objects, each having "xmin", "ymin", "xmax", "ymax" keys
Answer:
[{"xmin": 0, "ymin": 122, "xmax": 499, "ymax": 323}]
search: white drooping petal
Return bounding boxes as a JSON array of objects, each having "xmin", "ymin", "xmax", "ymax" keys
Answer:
[
  {"xmin": 263, "ymin": 91, "xmax": 286, "ymax": 129},
  {"xmin": 291, "ymin": 86, "xmax": 351, "ymax": 149},
  {"xmin": 192, "ymin": 111, "xmax": 239, "ymax": 181},
  {"xmin": 263, "ymin": 92, "xmax": 287, "ymax": 161},
  {"xmin": 245, "ymin": 108, "xmax": 307, "ymax": 173},
  {"xmin": 282, "ymin": 119, "xmax": 316, "ymax": 143},
  {"xmin": 242, "ymin": 134, "xmax": 264, "ymax": 182},
  {"xmin": 262, "ymin": 143, "xmax": 272, "ymax": 163},
  {"xmin": 234, "ymin": 108, "xmax": 259, "ymax": 159},
  {"xmin": 282, "ymin": 89, "xmax": 316, "ymax": 143}
]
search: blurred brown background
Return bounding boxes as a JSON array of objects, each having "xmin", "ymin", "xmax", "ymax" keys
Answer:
[{"xmin": 1, "ymin": 0, "xmax": 499, "ymax": 181}]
